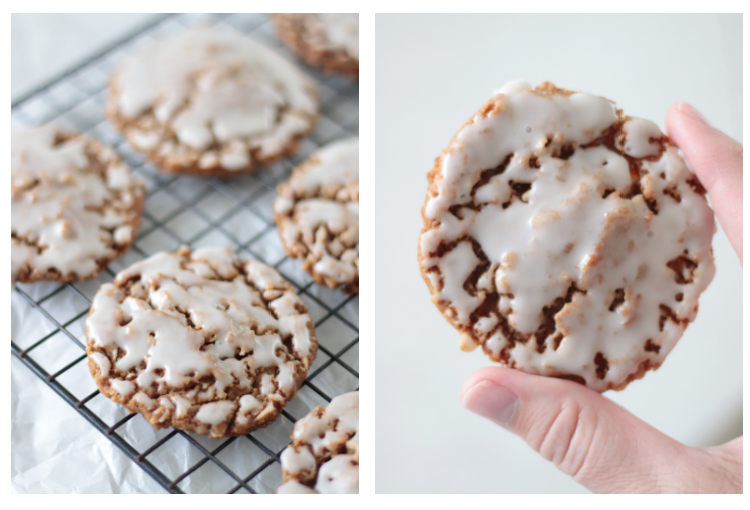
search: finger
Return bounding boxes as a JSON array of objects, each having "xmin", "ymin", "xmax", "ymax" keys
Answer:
[
  {"xmin": 461, "ymin": 367, "xmax": 695, "ymax": 493},
  {"xmin": 666, "ymin": 102, "xmax": 743, "ymax": 260}
]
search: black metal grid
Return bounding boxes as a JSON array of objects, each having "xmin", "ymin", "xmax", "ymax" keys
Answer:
[{"xmin": 11, "ymin": 13, "xmax": 359, "ymax": 494}]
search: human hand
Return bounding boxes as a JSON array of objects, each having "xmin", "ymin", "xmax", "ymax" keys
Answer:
[{"xmin": 460, "ymin": 102, "xmax": 743, "ymax": 494}]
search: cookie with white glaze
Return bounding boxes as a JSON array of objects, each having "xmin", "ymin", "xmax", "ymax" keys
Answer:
[
  {"xmin": 418, "ymin": 81, "xmax": 716, "ymax": 392},
  {"xmin": 11, "ymin": 125, "xmax": 144, "ymax": 286},
  {"xmin": 273, "ymin": 14, "xmax": 358, "ymax": 80},
  {"xmin": 106, "ymin": 29, "xmax": 318, "ymax": 177},
  {"xmin": 274, "ymin": 138, "xmax": 359, "ymax": 294},
  {"xmin": 277, "ymin": 391, "xmax": 359, "ymax": 494},
  {"xmin": 85, "ymin": 246, "xmax": 318, "ymax": 438}
]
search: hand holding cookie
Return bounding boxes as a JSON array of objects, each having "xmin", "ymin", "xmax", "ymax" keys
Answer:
[{"xmin": 461, "ymin": 103, "xmax": 743, "ymax": 493}]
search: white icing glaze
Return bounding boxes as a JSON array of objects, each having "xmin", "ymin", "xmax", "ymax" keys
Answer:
[
  {"xmin": 290, "ymin": 391, "xmax": 358, "ymax": 455},
  {"xmin": 113, "ymin": 226, "xmax": 132, "ymax": 245},
  {"xmin": 171, "ymin": 395, "xmax": 192, "ymax": 418},
  {"xmin": 114, "ymin": 29, "xmax": 317, "ymax": 166},
  {"xmin": 195, "ymin": 401, "xmax": 235, "ymax": 425},
  {"xmin": 277, "ymin": 362, "xmax": 297, "ymax": 393},
  {"xmin": 133, "ymin": 392, "xmax": 156, "ymax": 409},
  {"xmin": 260, "ymin": 373, "xmax": 276, "ymax": 395},
  {"xmin": 89, "ymin": 352, "xmax": 111, "ymax": 377},
  {"xmin": 274, "ymin": 138, "xmax": 359, "ymax": 287},
  {"xmin": 315, "ymin": 14, "xmax": 359, "ymax": 59},
  {"xmin": 235, "ymin": 394, "xmax": 263, "ymax": 426},
  {"xmin": 619, "ymin": 118, "xmax": 664, "ymax": 158},
  {"xmin": 419, "ymin": 81, "xmax": 716, "ymax": 391},
  {"xmin": 278, "ymin": 391, "xmax": 359, "ymax": 494},
  {"xmin": 279, "ymin": 138, "xmax": 359, "ymax": 197},
  {"xmin": 315, "ymin": 438, "xmax": 359, "ymax": 494},
  {"xmin": 494, "ymin": 79, "xmax": 531, "ymax": 96},
  {"xmin": 11, "ymin": 126, "xmax": 142, "ymax": 284},
  {"xmin": 111, "ymin": 379, "xmax": 135, "ymax": 397},
  {"xmin": 86, "ymin": 247, "xmax": 316, "ymax": 431},
  {"xmin": 280, "ymin": 445, "xmax": 316, "ymax": 474}
]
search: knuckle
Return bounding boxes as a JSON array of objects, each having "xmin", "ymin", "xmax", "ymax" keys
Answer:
[
  {"xmin": 535, "ymin": 400, "xmax": 598, "ymax": 477},
  {"xmin": 535, "ymin": 402, "xmax": 579, "ymax": 463}
]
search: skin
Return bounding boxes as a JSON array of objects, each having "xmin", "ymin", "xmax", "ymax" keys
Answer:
[{"xmin": 461, "ymin": 102, "xmax": 743, "ymax": 493}]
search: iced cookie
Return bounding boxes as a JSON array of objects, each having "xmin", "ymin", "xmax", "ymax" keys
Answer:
[
  {"xmin": 85, "ymin": 246, "xmax": 318, "ymax": 438},
  {"xmin": 11, "ymin": 125, "xmax": 144, "ymax": 286},
  {"xmin": 274, "ymin": 138, "xmax": 359, "ymax": 294},
  {"xmin": 418, "ymin": 81, "xmax": 716, "ymax": 391},
  {"xmin": 277, "ymin": 391, "xmax": 359, "ymax": 494},
  {"xmin": 273, "ymin": 14, "xmax": 359, "ymax": 80},
  {"xmin": 106, "ymin": 29, "xmax": 318, "ymax": 177}
]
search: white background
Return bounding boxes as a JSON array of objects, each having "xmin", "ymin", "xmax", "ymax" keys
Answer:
[{"xmin": 375, "ymin": 14, "xmax": 742, "ymax": 494}]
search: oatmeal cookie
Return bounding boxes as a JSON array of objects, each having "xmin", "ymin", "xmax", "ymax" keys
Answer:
[
  {"xmin": 85, "ymin": 246, "xmax": 318, "ymax": 438},
  {"xmin": 273, "ymin": 14, "xmax": 358, "ymax": 80},
  {"xmin": 11, "ymin": 125, "xmax": 144, "ymax": 286},
  {"xmin": 418, "ymin": 81, "xmax": 716, "ymax": 392},
  {"xmin": 106, "ymin": 29, "xmax": 318, "ymax": 177},
  {"xmin": 277, "ymin": 391, "xmax": 359, "ymax": 494},
  {"xmin": 274, "ymin": 138, "xmax": 359, "ymax": 294}
]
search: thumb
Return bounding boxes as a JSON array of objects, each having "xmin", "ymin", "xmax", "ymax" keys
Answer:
[{"xmin": 461, "ymin": 367, "xmax": 699, "ymax": 493}]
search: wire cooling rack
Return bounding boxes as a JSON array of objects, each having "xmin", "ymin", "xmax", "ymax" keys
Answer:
[{"xmin": 11, "ymin": 13, "xmax": 359, "ymax": 494}]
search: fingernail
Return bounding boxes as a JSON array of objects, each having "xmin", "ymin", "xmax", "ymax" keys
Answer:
[
  {"xmin": 678, "ymin": 102, "xmax": 709, "ymax": 126},
  {"xmin": 462, "ymin": 380, "xmax": 519, "ymax": 427}
]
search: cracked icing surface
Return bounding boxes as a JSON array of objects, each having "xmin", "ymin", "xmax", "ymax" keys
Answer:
[
  {"xmin": 274, "ymin": 138, "xmax": 359, "ymax": 294},
  {"xmin": 273, "ymin": 14, "xmax": 359, "ymax": 80},
  {"xmin": 85, "ymin": 246, "xmax": 317, "ymax": 438},
  {"xmin": 11, "ymin": 125, "xmax": 144, "ymax": 286},
  {"xmin": 277, "ymin": 391, "xmax": 359, "ymax": 494},
  {"xmin": 106, "ymin": 29, "xmax": 318, "ymax": 177},
  {"xmin": 418, "ymin": 81, "xmax": 715, "ymax": 391}
]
